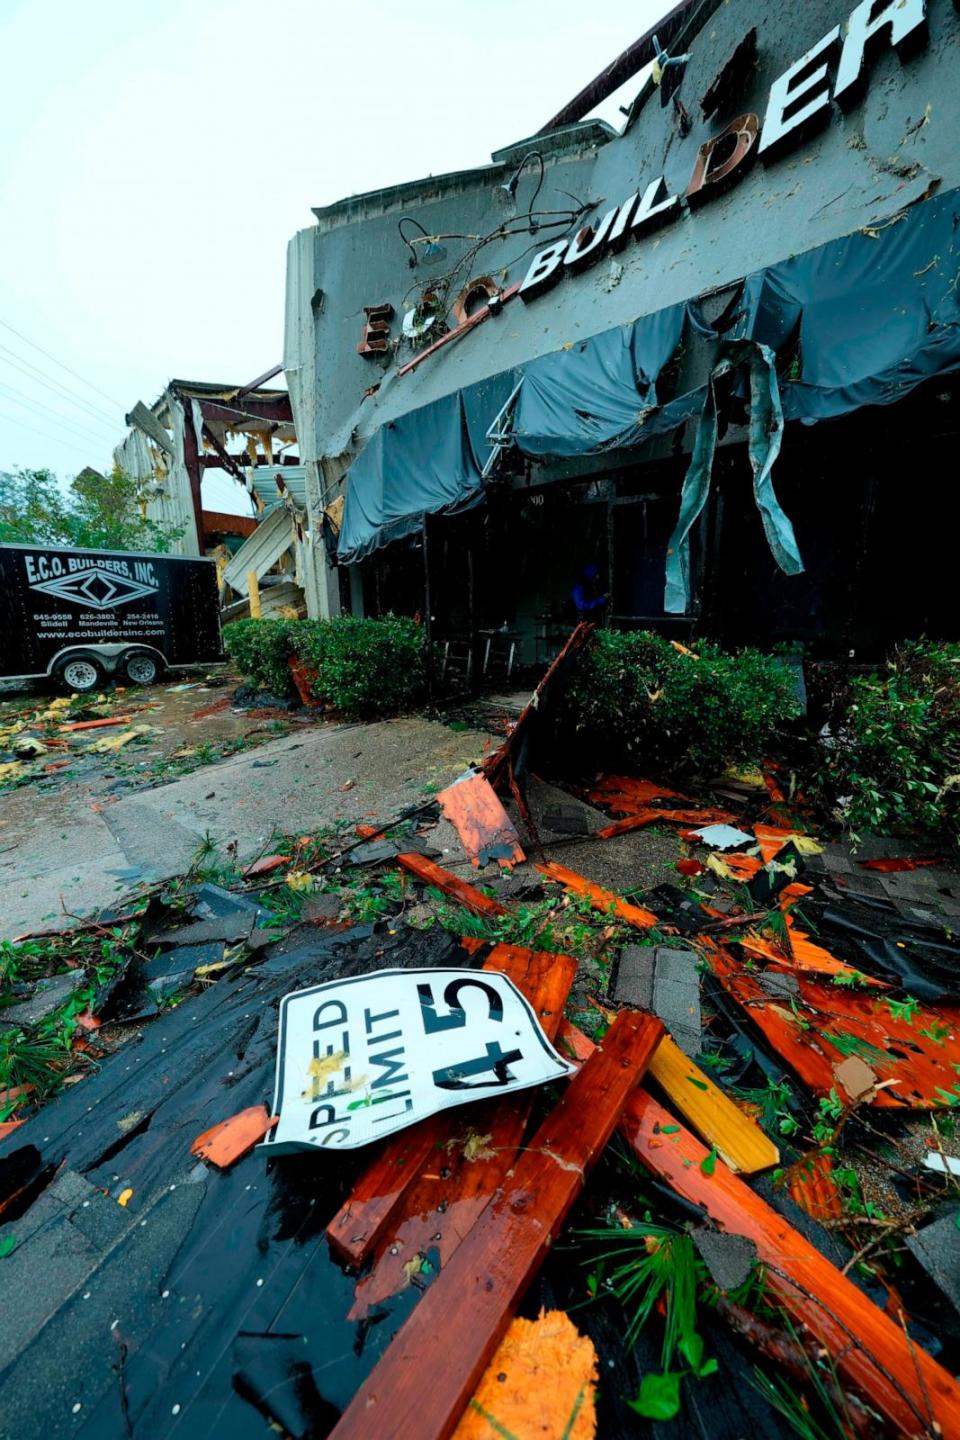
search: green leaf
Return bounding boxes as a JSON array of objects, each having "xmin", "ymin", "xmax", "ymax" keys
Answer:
[
  {"xmin": 627, "ymin": 1372, "xmax": 682, "ymax": 1421},
  {"xmin": 699, "ymin": 1147, "xmax": 717, "ymax": 1176},
  {"xmin": 687, "ymin": 1077, "xmax": 708, "ymax": 1091},
  {"xmin": 678, "ymin": 1332, "xmax": 703, "ymax": 1372},
  {"xmin": 658, "ymin": 1124, "xmax": 680, "ymax": 1135},
  {"xmin": 0, "ymin": 1235, "xmax": 16, "ymax": 1259}
]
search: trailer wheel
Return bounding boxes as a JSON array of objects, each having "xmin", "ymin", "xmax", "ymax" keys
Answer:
[
  {"xmin": 55, "ymin": 655, "xmax": 104, "ymax": 695},
  {"xmin": 122, "ymin": 650, "xmax": 160, "ymax": 687}
]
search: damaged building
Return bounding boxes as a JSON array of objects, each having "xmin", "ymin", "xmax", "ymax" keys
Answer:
[
  {"xmin": 114, "ymin": 376, "xmax": 309, "ymax": 615},
  {"xmin": 283, "ymin": 0, "xmax": 960, "ymax": 663}
]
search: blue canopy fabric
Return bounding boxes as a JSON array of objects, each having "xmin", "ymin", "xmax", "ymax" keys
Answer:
[
  {"xmin": 664, "ymin": 342, "xmax": 803, "ymax": 614},
  {"xmin": 338, "ymin": 186, "xmax": 960, "ymax": 577},
  {"xmin": 511, "ymin": 304, "xmax": 685, "ymax": 456},
  {"xmin": 741, "ymin": 187, "xmax": 960, "ymax": 420},
  {"xmin": 337, "ymin": 390, "xmax": 485, "ymax": 562}
]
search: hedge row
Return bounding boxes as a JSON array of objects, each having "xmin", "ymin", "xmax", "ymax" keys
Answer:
[
  {"xmin": 222, "ymin": 616, "xmax": 427, "ymax": 718},
  {"xmin": 551, "ymin": 629, "xmax": 802, "ymax": 777},
  {"xmin": 811, "ymin": 640, "xmax": 960, "ymax": 846}
]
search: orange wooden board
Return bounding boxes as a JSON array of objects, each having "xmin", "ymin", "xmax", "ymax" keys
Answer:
[
  {"xmin": 585, "ymin": 774, "xmax": 691, "ymax": 810},
  {"xmin": 537, "ymin": 861, "xmax": 658, "ymax": 928},
  {"xmin": 329, "ymin": 1011, "xmax": 664, "ymax": 1440},
  {"xmin": 621, "ymin": 1089, "xmax": 960, "ymax": 1437},
  {"xmin": 597, "ymin": 806, "xmax": 738, "ymax": 840},
  {"xmin": 738, "ymin": 923, "xmax": 886, "ymax": 986},
  {"xmin": 437, "ymin": 772, "xmax": 524, "ymax": 868},
  {"xmin": 707, "ymin": 943, "xmax": 960, "ymax": 1109},
  {"xmin": 327, "ymin": 944, "xmax": 574, "ymax": 1268},
  {"xmin": 451, "ymin": 1309, "xmax": 597, "ymax": 1440},
  {"xmin": 190, "ymin": 1105, "xmax": 277, "ymax": 1168},
  {"xmin": 348, "ymin": 945, "xmax": 578, "ymax": 1316},
  {"xmin": 558, "ymin": 1022, "xmax": 778, "ymax": 1176},
  {"xmin": 396, "ymin": 853, "xmax": 508, "ymax": 918}
]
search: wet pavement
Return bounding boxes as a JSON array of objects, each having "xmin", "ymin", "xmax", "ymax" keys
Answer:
[{"xmin": 0, "ymin": 679, "xmax": 496, "ymax": 938}]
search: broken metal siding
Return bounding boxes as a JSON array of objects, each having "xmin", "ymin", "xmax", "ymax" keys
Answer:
[{"xmin": 114, "ymin": 401, "xmax": 201, "ymax": 558}]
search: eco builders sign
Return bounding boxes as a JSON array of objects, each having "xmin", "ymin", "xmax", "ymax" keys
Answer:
[
  {"xmin": 518, "ymin": 0, "xmax": 931, "ymax": 302},
  {"xmin": 357, "ymin": 0, "xmax": 935, "ymax": 361}
]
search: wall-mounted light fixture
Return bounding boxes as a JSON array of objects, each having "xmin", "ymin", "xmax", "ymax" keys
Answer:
[{"xmin": 500, "ymin": 150, "xmax": 545, "ymax": 232}]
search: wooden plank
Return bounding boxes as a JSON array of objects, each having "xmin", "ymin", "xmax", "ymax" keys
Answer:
[
  {"xmin": 537, "ymin": 861, "xmax": 658, "ymax": 929},
  {"xmin": 329, "ymin": 1011, "xmax": 664, "ymax": 1440},
  {"xmin": 190, "ymin": 1105, "xmax": 277, "ymax": 1168},
  {"xmin": 396, "ymin": 853, "xmax": 507, "ymax": 918},
  {"xmin": 647, "ymin": 1033, "xmax": 779, "ymax": 1175},
  {"xmin": 326, "ymin": 944, "xmax": 572, "ymax": 1267},
  {"xmin": 585, "ymin": 774, "xmax": 691, "ymax": 811},
  {"xmin": 437, "ymin": 772, "xmax": 524, "ymax": 868},
  {"xmin": 738, "ymin": 923, "xmax": 886, "ymax": 986},
  {"xmin": 620, "ymin": 1090, "xmax": 960, "ymax": 1438},
  {"xmin": 597, "ymin": 806, "xmax": 737, "ymax": 840},
  {"xmin": 707, "ymin": 942, "xmax": 960, "ymax": 1109},
  {"xmin": 557, "ymin": 1023, "xmax": 778, "ymax": 1176},
  {"xmin": 348, "ymin": 945, "xmax": 577, "ymax": 1315}
]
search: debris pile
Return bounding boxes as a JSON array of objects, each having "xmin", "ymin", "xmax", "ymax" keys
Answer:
[
  {"xmin": 0, "ymin": 689, "xmax": 159, "ymax": 789},
  {"xmin": 2, "ymin": 634, "xmax": 960, "ymax": 1438}
]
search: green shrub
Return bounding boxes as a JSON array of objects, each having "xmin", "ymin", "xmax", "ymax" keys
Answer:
[
  {"xmin": 298, "ymin": 615, "xmax": 427, "ymax": 717},
  {"xmin": 814, "ymin": 640, "xmax": 960, "ymax": 845},
  {"xmin": 224, "ymin": 615, "xmax": 428, "ymax": 718},
  {"xmin": 554, "ymin": 630, "xmax": 801, "ymax": 777},
  {"xmin": 223, "ymin": 619, "xmax": 296, "ymax": 695}
]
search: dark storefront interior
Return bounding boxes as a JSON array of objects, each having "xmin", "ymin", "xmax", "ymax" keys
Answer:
[{"xmin": 352, "ymin": 373, "xmax": 958, "ymax": 674}]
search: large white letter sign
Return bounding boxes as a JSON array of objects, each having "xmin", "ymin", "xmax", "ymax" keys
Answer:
[
  {"xmin": 759, "ymin": 27, "xmax": 842, "ymax": 159},
  {"xmin": 834, "ymin": 0, "xmax": 928, "ymax": 106}
]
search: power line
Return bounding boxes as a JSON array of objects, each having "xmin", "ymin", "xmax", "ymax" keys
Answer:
[
  {"xmin": 0, "ymin": 379, "xmax": 116, "ymax": 448},
  {"xmin": 0, "ymin": 343, "xmax": 119, "ymax": 430},
  {"xmin": 0, "ymin": 403, "xmax": 106, "ymax": 459},
  {"xmin": 0, "ymin": 316, "xmax": 125, "ymax": 410}
]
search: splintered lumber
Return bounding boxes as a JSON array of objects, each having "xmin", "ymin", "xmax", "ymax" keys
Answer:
[
  {"xmin": 621, "ymin": 1090, "xmax": 960, "ymax": 1437},
  {"xmin": 451, "ymin": 1309, "xmax": 598, "ymax": 1440},
  {"xmin": 585, "ymin": 774, "xmax": 691, "ymax": 810},
  {"xmin": 326, "ymin": 944, "xmax": 575, "ymax": 1268},
  {"xmin": 396, "ymin": 852, "xmax": 507, "ymax": 918},
  {"xmin": 58, "ymin": 714, "xmax": 133, "ymax": 732},
  {"xmin": 348, "ymin": 945, "xmax": 578, "ymax": 1314},
  {"xmin": 537, "ymin": 861, "xmax": 658, "ymax": 928},
  {"xmin": 738, "ymin": 922, "xmax": 886, "ymax": 986},
  {"xmin": 707, "ymin": 942, "xmax": 960, "ymax": 1108},
  {"xmin": 437, "ymin": 771, "xmax": 524, "ymax": 868},
  {"xmin": 557, "ymin": 1022, "xmax": 778, "ymax": 1176},
  {"xmin": 597, "ymin": 806, "xmax": 737, "ymax": 840},
  {"xmin": 646, "ymin": 1033, "xmax": 779, "ymax": 1175},
  {"xmin": 190, "ymin": 1105, "xmax": 277, "ymax": 1168},
  {"xmin": 329, "ymin": 1010, "xmax": 664, "ymax": 1440}
]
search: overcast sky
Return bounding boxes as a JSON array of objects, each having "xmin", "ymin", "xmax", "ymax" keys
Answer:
[{"xmin": 0, "ymin": 0, "xmax": 665, "ymax": 511}]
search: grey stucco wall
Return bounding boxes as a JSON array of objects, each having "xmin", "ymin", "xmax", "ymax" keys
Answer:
[{"xmin": 289, "ymin": 0, "xmax": 959, "ymax": 489}]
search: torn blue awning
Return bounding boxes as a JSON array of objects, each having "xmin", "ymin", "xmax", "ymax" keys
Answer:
[
  {"xmin": 740, "ymin": 188, "xmax": 960, "ymax": 420},
  {"xmin": 511, "ymin": 304, "xmax": 685, "ymax": 455},
  {"xmin": 338, "ymin": 186, "xmax": 960, "ymax": 565},
  {"xmin": 337, "ymin": 390, "xmax": 485, "ymax": 562}
]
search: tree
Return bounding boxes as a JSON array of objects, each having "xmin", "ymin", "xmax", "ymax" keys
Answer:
[{"xmin": 0, "ymin": 465, "xmax": 182, "ymax": 552}]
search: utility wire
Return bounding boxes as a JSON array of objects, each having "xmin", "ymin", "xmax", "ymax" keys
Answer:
[
  {"xmin": 0, "ymin": 404, "xmax": 106, "ymax": 458},
  {"xmin": 0, "ymin": 343, "xmax": 119, "ymax": 429},
  {"xmin": 0, "ymin": 379, "xmax": 116, "ymax": 448},
  {"xmin": 0, "ymin": 316, "xmax": 124, "ymax": 410}
]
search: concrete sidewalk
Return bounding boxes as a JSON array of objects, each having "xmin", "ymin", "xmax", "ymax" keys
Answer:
[{"xmin": 1, "ymin": 716, "xmax": 493, "ymax": 939}]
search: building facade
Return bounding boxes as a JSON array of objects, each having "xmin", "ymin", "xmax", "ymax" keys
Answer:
[{"xmin": 284, "ymin": 0, "xmax": 960, "ymax": 662}]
